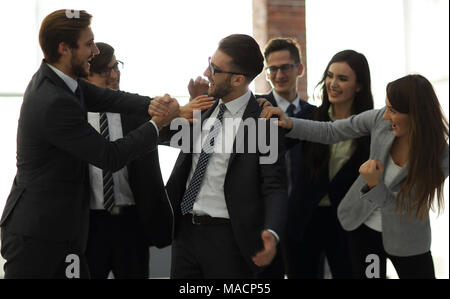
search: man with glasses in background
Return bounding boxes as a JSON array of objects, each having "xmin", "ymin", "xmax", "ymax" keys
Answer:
[
  {"xmin": 84, "ymin": 42, "xmax": 172, "ymax": 279},
  {"xmin": 256, "ymin": 37, "xmax": 316, "ymax": 279}
]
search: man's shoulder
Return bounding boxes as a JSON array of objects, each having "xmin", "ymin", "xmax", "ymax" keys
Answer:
[
  {"xmin": 255, "ymin": 91, "xmax": 276, "ymax": 105},
  {"xmin": 296, "ymin": 99, "xmax": 317, "ymax": 118},
  {"xmin": 24, "ymin": 74, "xmax": 65, "ymax": 105}
]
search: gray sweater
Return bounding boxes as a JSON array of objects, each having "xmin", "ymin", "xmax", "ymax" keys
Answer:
[{"xmin": 286, "ymin": 108, "xmax": 449, "ymax": 257}]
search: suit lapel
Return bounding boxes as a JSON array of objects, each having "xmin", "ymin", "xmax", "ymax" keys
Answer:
[
  {"xmin": 41, "ymin": 62, "xmax": 76, "ymax": 95},
  {"xmin": 40, "ymin": 61, "xmax": 87, "ymax": 113}
]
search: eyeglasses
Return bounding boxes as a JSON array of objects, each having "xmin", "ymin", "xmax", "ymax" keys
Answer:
[
  {"xmin": 101, "ymin": 60, "xmax": 124, "ymax": 76},
  {"xmin": 265, "ymin": 63, "xmax": 299, "ymax": 75},
  {"xmin": 208, "ymin": 57, "xmax": 248, "ymax": 77}
]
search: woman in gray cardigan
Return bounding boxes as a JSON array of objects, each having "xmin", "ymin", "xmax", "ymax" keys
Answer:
[{"xmin": 262, "ymin": 74, "xmax": 449, "ymax": 279}]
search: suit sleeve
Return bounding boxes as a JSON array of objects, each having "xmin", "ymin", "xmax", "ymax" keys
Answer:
[
  {"xmin": 80, "ymin": 80, "xmax": 152, "ymax": 115},
  {"xmin": 286, "ymin": 108, "xmax": 383, "ymax": 144},
  {"xmin": 43, "ymin": 97, "xmax": 158, "ymax": 172},
  {"xmin": 260, "ymin": 122, "xmax": 288, "ymax": 240}
]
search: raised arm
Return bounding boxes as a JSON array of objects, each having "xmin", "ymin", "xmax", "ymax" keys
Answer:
[
  {"xmin": 262, "ymin": 106, "xmax": 384, "ymax": 144},
  {"xmin": 80, "ymin": 80, "xmax": 152, "ymax": 116}
]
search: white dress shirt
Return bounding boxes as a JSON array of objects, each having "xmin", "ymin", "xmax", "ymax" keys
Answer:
[
  {"xmin": 46, "ymin": 63, "xmax": 78, "ymax": 93},
  {"xmin": 272, "ymin": 90, "xmax": 301, "ymax": 115},
  {"xmin": 187, "ymin": 90, "xmax": 251, "ymax": 218},
  {"xmin": 88, "ymin": 112, "xmax": 136, "ymax": 209},
  {"xmin": 364, "ymin": 155, "xmax": 402, "ymax": 232},
  {"xmin": 186, "ymin": 90, "xmax": 280, "ymax": 242}
]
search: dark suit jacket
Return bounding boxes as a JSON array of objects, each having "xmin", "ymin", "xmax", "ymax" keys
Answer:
[
  {"xmin": 289, "ymin": 107, "xmax": 370, "ymax": 242},
  {"xmin": 0, "ymin": 61, "xmax": 159, "ymax": 245},
  {"xmin": 161, "ymin": 94, "xmax": 288, "ymax": 272},
  {"xmin": 255, "ymin": 91, "xmax": 316, "ymax": 200},
  {"xmin": 120, "ymin": 114, "xmax": 173, "ymax": 248}
]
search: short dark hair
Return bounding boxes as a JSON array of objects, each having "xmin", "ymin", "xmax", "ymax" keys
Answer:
[
  {"xmin": 39, "ymin": 9, "xmax": 92, "ymax": 63},
  {"xmin": 89, "ymin": 42, "xmax": 114, "ymax": 75},
  {"xmin": 263, "ymin": 37, "xmax": 302, "ymax": 65},
  {"xmin": 218, "ymin": 34, "xmax": 264, "ymax": 82}
]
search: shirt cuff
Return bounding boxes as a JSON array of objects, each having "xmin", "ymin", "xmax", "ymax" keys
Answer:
[
  {"xmin": 149, "ymin": 120, "xmax": 159, "ymax": 136},
  {"xmin": 266, "ymin": 229, "xmax": 280, "ymax": 243}
]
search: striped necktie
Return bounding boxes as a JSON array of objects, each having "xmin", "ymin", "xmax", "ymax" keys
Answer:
[
  {"xmin": 180, "ymin": 103, "xmax": 226, "ymax": 215},
  {"xmin": 100, "ymin": 112, "xmax": 115, "ymax": 212}
]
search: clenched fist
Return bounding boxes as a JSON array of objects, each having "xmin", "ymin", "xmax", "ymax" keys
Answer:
[{"xmin": 359, "ymin": 159, "xmax": 384, "ymax": 189}]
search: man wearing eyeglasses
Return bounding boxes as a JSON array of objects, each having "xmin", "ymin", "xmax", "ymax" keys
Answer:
[
  {"xmin": 151, "ymin": 34, "xmax": 287, "ymax": 278},
  {"xmin": 255, "ymin": 38, "xmax": 316, "ymax": 279},
  {"xmin": 83, "ymin": 42, "xmax": 172, "ymax": 279}
]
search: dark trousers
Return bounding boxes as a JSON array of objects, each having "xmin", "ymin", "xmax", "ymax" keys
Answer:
[
  {"xmin": 171, "ymin": 216, "xmax": 255, "ymax": 279},
  {"xmin": 1, "ymin": 227, "xmax": 90, "ymax": 279},
  {"xmin": 286, "ymin": 207, "xmax": 353, "ymax": 279},
  {"xmin": 347, "ymin": 224, "xmax": 435, "ymax": 279},
  {"xmin": 85, "ymin": 207, "xmax": 149, "ymax": 279}
]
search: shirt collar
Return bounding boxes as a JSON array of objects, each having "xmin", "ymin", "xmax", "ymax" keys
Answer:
[
  {"xmin": 46, "ymin": 63, "xmax": 78, "ymax": 93},
  {"xmin": 273, "ymin": 90, "xmax": 300, "ymax": 113},
  {"xmin": 220, "ymin": 90, "xmax": 252, "ymax": 116}
]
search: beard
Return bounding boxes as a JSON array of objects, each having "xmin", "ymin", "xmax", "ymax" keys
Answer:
[
  {"xmin": 208, "ymin": 75, "xmax": 233, "ymax": 99},
  {"xmin": 106, "ymin": 77, "xmax": 120, "ymax": 91},
  {"xmin": 71, "ymin": 55, "xmax": 89, "ymax": 78}
]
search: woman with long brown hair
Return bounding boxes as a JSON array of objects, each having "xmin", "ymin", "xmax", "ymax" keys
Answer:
[
  {"xmin": 262, "ymin": 74, "xmax": 449, "ymax": 278},
  {"xmin": 285, "ymin": 50, "xmax": 373, "ymax": 279}
]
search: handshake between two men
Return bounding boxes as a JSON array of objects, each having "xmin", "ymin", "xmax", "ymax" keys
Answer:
[{"xmin": 148, "ymin": 77, "xmax": 214, "ymax": 129}]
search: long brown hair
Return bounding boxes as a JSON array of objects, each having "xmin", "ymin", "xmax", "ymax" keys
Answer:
[
  {"xmin": 387, "ymin": 74, "xmax": 449, "ymax": 219},
  {"xmin": 306, "ymin": 50, "xmax": 373, "ymax": 182}
]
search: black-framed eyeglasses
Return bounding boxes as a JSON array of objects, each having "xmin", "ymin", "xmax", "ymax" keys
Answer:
[
  {"xmin": 208, "ymin": 57, "xmax": 248, "ymax": 77},
  {"xmin": 265, "ymin": 63, "xmax": 299, "ymax": 75},
  {"xmin": 101, "ymin": 60, "xmax": 124, "ymax": 76}
]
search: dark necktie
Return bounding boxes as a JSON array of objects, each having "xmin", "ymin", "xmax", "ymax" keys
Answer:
[
  {"xmin": 100, "ymin": 112, "xmax": 115, "ymax": 212},
  {"xmin": 285, "ymin": 103, "xmax": 296, "ymax": 196},
  {"xmin": 180, "ymin": 103, "xmax": 226, "ymax": 215},
  {"xmin": 286, "ymin": 103, "xmax": 296, "ymax": 117}
]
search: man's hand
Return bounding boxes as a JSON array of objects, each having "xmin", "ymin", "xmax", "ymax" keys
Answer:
[
  {"xmin": 188, "ymin": 76, "xmax": 209, "ymax": 99},
  {"xmin": 149, "ymin": 94, "xmax": 172, "ymax": 117},
  {"xmin": 252, "ymin": 230, "xmax": 277, "ymax": 267},
  {"xmin": 179, "ymin": 95, "xmax": 215, "ymax": 123},
  {"xmin": 260, "ymin": 106, "xmax": 293, "ymax": 129},
  {"xmin": 256, "ymin": 97, "xmax": 273, "ymax": 108},
  {"xmin": 151, "ymin": 97, "xmax": 180, "ymax": 130}
]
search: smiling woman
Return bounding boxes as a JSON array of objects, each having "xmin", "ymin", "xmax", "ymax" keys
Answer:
[{"xmin": 262, "ymin": 73, "xmax": 449, "ymax": 279}]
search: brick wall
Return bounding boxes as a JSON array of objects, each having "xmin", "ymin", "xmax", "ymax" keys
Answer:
[{"xmin": 253, "ymin": 0, "xmax": 308, "ymax": 100}]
